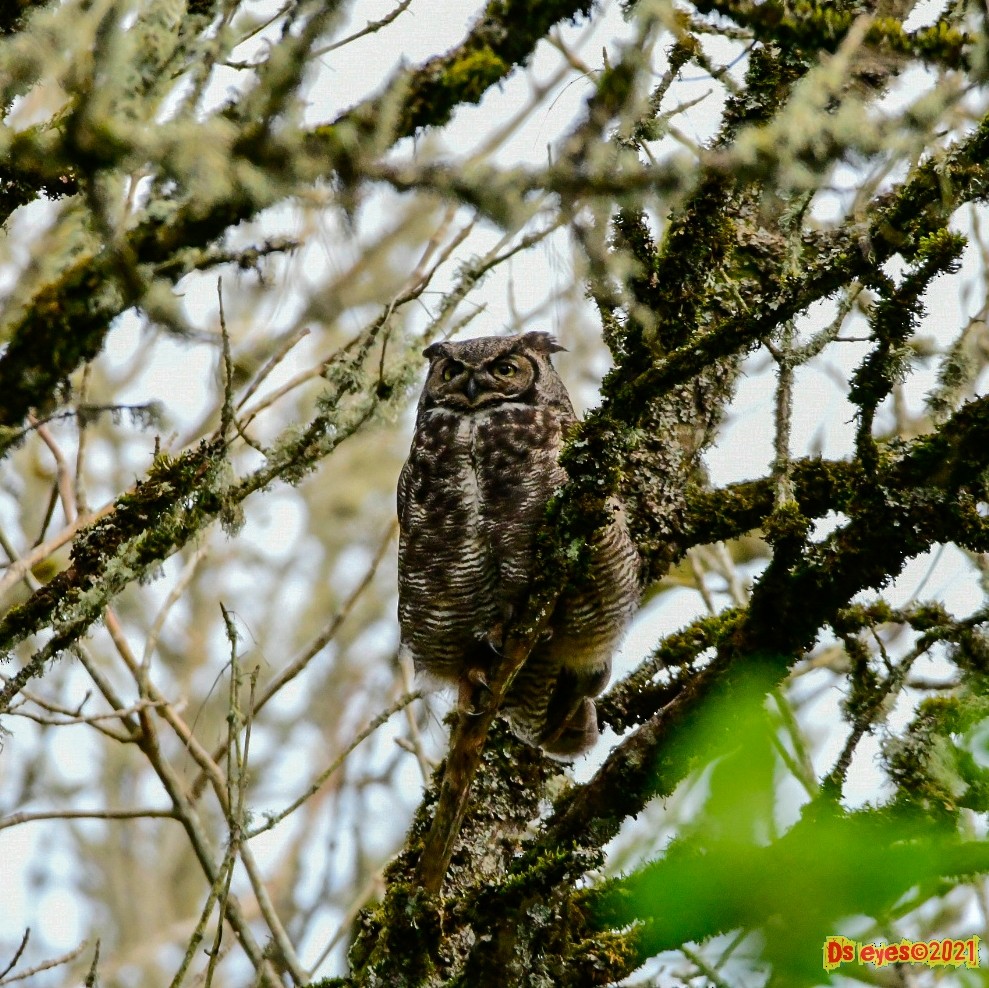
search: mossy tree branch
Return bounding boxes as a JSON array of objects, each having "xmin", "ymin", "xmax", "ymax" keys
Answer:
[{"xmin": 0, "ymin": 0, "xmax": 594, "ymax": 433}]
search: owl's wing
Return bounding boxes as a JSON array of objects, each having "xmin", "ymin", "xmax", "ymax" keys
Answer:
[
  {"xmin": 552, "ymin": 392, "xmax": 578, "ymax": 435},
  {"xmin": 396, "ymin": 455, "xmax": 412, "ymax": 523}
]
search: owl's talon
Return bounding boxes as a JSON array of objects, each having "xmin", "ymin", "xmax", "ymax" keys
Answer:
[
  {"xmin": 466, "ymin": 667, "xmax": 490, "ymax": 691},
  {"xmin": 486, "ymin": 621, "xmax": 507, "ymax": 651}
]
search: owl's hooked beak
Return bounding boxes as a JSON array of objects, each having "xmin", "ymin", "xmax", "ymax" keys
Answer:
[{"xmin": 464, "ymin": 373, "xmax": 479, "ymax": 402}]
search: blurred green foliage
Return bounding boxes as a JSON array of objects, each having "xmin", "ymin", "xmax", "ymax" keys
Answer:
[{"xmin": 593, "ymin": 668, "xmax": 989, "ymax": 986}]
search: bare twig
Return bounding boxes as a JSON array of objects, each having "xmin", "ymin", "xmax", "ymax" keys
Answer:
[
  {"xmin": 27, "ymin": 416, "xmax": 77, "ymax": 524},
  {"xmin": 201, "ymin": 608, "xmax": 248, "ymax": 988},
  {"xmin": 0, "ymin": 502, "xmax": 116, "ymax": 601},
  {"xmin": 217, "ymin": 279, "xmax": 235, "ymax": 440},
  {"xmin": 823, "ymin": 635, "xmax": 931, "ymax": 795},
  {"xmin": 307, "ymin": 868, "xmax": 385, "ymax": 977},
  {"xmin": 132, "ymin": 688, "xmax": 278, "ymax": 986},
  {"xmin": 141, "ymin": 544, "xmax": 209, "ymax": 674},
  {"xmin": 105, "ymin": 609, "xmax": 228, "ymax": 795},
  {"xmin": 768, "ymin": 320, "xmax": 797, "ymax": 506},
  {"xmin": 687, "ymin": 548, "xmax": 717, "ymax": 613},
  {"xmin": 769, "ymin": 688, "xmax": 817, "ymax": 798},
  {"xmin": 71, "ymin": 641, "xmax": 142, "ymax": 739},
  {"xmin": 398, "ymin": 651, "xmax": 435, "ymax": 783},
  {"xmin": 220, "ymin": 605, "xmax": 306, "ymax": 985},
  {"xmin": 314, "ymin": 0, "xmax": 413, "ymax": 55},
  {"xmin": 0, "ymin": 807, "xmax": 178, "ymax": 832},
  {"xmin": 6, "ymin": 705, "xmax": 144, "ymax": 741},
  {"xmin": 0, "ymin": 930, "xmax": 28, "ymax": 982},
  {"xmin": 252, "ymin": 521, "xmax": 397, "ymax": 717},
  {"xmin": 83, "ymin": 940, "xmax": 100, "ymax": 988},
  {"xmin": 73, "ymin": 364, "xmax": 92, "ymax": 516},
  {"xmin": 0, "ymin": 940, "xmax": 88, "ymax": 986},
  {"xmin": 235, "ymin": 327, "xmax": 311, "ymax": 411},
  {"xmin": 167, "ymin": 873, "xmax": 225, "ymax": 988},
  {"xmin": 681, "ymin": 945, "xmax": 734, "ymax": 988},
  {"xmin": 248, "ymin": 689, "xmax": 422, "ymax": 838},
  {"xmin": 191, "ymin": 520, "xmax": 397, "ymax": 802}
]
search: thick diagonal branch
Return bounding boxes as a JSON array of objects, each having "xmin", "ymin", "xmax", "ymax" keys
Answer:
[{"xmin": 415, "ymin": 599, "xmax": 558, "ymax": 894}]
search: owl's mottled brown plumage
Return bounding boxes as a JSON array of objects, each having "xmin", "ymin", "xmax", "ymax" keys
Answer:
[{"xmin": 397, "ymin": 331, "xmax": 639, "ymax": 756}]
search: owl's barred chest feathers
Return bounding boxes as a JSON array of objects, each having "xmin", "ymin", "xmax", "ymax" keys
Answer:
[
  {"xmin": 398, "ymin": 401, "xmax": 567, "ymax": 676},
  {"xmin": 397, "ymin": 331, "xmax": 639, "ymax": 756},
  {"xmin": 440, "ymin": 402, "xmax": 565, "ymax": 519}
]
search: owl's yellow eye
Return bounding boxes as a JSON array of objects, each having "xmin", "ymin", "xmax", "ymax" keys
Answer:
[
  {"xmin": 441, "ymin": 363, "xmax": 458, "ymax": 382},
  {"xmin": 493, "ymin": 361, "xmax": 517, "ymax": 377}
]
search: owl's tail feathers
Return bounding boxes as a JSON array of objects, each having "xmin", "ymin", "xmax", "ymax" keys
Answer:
[
  {"xmin": 540, "ymin": 697, "xmax": 600, "ymax": 757},
  {"xmin": 537, "ymin": 664, "xmax": 609, "ymax": 757}
]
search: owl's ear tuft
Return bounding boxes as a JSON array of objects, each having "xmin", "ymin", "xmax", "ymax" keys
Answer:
[
  {"xmin": 423, "ymin": 342, "xmax": 449, "ymax": 360},
  {"xmin": 520, "ymin": 331, "xmax": 566, "ymax": 354}
]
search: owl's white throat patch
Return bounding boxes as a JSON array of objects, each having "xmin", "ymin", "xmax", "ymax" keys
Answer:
[{"xmin": 455, "ymin": 415, "xmax": 483, "ymax": 517}]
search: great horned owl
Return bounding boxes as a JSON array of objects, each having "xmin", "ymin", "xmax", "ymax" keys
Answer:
[{"xmin": 397, "ymin": 331, "xmax": 639, "ymax": 756}]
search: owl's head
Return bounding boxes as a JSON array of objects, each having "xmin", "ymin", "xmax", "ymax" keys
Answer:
[{"xmin": 419, "ymin": 332, "xmax": 568, "ymax": 412}]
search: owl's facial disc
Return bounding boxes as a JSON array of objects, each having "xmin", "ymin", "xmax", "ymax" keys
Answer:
[{"xmin": 431, "ymin": 353, "xmax": 536, "ymax": 409}]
